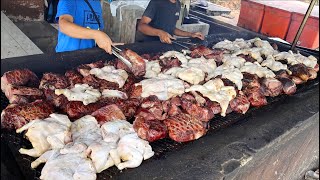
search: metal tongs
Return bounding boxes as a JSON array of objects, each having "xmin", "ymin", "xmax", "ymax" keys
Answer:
[
  {"xmin": 111, "ymin": 45, "xmax": 133, "ymax": 68},
  {"xmin": 172, "ymin": 40, "xmax": 198, "ymax": 49}
]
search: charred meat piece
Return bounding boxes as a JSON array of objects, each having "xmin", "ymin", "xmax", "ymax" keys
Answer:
[
  {"xmin": 92, "ymin": 104, "xmax": 126, "ymax": 125},
  {"xmin": 289, "ymin": 64, "xmax": 310, "ymax": 82},
  {"xmin": 77, "ymin": 60, "xmax": 105, "ymax": 77},
  {"xmin": 133, "ymin": 116, "xmax": 167, "ymax": 142},
  {"xmin": 159, "ymin": 58, "xmax": 182, "ymax": 71},
  {"xmin": 121, "ymin": 75, "xmax": 137, "ymax": 93},
  {"xmin": 291, "ymin": 76, "xmax": 304, "ymax": 85},
  {"xmin": 1, "ymin": 69, "xmax": 39, "ymax": 90},
  {"xmin": 180, "ymin": 93, "xmax": 214, "ymax": 122},
  {"xmin": 43, "ymin": 89, "xmax": 69, "ymax": 109},
  {"xmin": 129, "ymin": 85, "xmax": 142, "ymax": 99},
  {"xmin": 1, "ymin": 100, "xmax": 54, "ymax": 130},
  {"xmin": 64, "ymin": 101, "xmax": 106, "ymax": 119},
  {"xmin": 275, "ymin": 70, "xmax": 290, "ymax": 79},
  {"xmin": 243, "ymin": 86, "xmax": 267, "ymax": 107},
  {"xmin": 120, "ymin": 49, "xmax": 146, "ymax": 77},
  {"xmin": 4, "ymin": 86, "xmax": 43, "ymax": 104},
  {"xmin": 39, "ymin": 73, "xmax": 69, "ymax": 90},
  {"xmin": 136, "ymin": 96, "xmax": 165, "ymax": 121},
  {"xmin": 205, "ymin": 100, "xmax": 222, "ymax": 115},
  {"xmin": 276, "ymin": 77, "xmax": 297, "ymax": 95},
  {"xmin": 82, "ymin": 75, "xmax": 119, "ymax": 91},
  {"xmin": 242, "ymin": 73, "xmax": 260, "ymax": 89},
  {"xmin": 114, "ymin": 98, "xmax": 141, "ymax": 119},
  {"xmin": 190, "ymin": 45, "xmax": 214, "ymax": 58},
  {"xmin": 65, "ymin": 70, "xmax": 83, "ymax": 87},
  {"xmin": 260, "ymin": 78, "xmax": 283, "ymax": 97},
  {"xmin": 203, "ymin": 49, "xmax": 224, "ymax": 64},
  {"xmin": 164, "ymin": 113, "xmax": 208, "ymax": 142},
  {"xmin": 229, "ymin": 91, "xmax": 250, "ymax": 114},
  {"xmin": 162, "ymin": 97, "xmax": 183, "ymax": 117}
]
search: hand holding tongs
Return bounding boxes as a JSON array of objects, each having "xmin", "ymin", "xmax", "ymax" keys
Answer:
[{"xmin": 111, "ymin": 45, "xmax": 133, "ymax": 68}]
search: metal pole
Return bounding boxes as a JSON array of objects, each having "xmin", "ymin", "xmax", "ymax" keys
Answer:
[{"xmin": 291, "ymin": 0, "xmax": 317, "ymax": 51}]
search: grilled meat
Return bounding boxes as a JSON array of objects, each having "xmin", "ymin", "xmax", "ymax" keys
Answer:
[
  {"xmin": 243, "ymin": 86, "xmax": 267, "ymax": 107},
  {"xmin": 1, "ymin": 100, "xmax": 55, "ymax": 129},
  {"xmin": 65, "ymin": 70, "xmax": 83, "ymax": 87},
  {"xmin": 1, "ymin": 69, "xmax": 39, "ymax": 90},
  {"xmin": 39, "ymin": 73, "xmax": 69, "ymax": 90},
  {"xmin": 4, "ymin": 86, "xmax": 43, "ymax": 104},
  {"xmin": 77, "ymin": 60, "xmax": 105, "ymax": 77},
  {"xmin": 229, "ymin": 91, "xmax": 250, "ymax": 114},
  {"xmin": 289, "ymin": 64, "xmax": 310, "ymax": 82},
  {"xmin": 159, "ymin": 58, "xmax": 182, "ymax": 71},
  {"xmin": 92, "ymin": 104, "xmax": 126, "ymax": 125},
  {"xmin": 120, "ymin": 49, "xmax": 146, "ymax": 77},
  {"xmin": 133, "ymin": 116, "xmax": 167, "ymax": 142},
  {"xmin": 260, "ymin": 78, "xmax": 283, "ymax": 97},
  {"xmin": 276, "ymin": 77, "xmax": 297, "ymax": 95},
  {"xmin": 164, "ymin": 113, "xmax": 208, "ymax": 142},
  {"xmin": 135, "ymin": 96, "xmax": 165, "ymax": 121},
  {"xmin": 64, "ymin": 101, "xmax": 106, "ymax": 119}
]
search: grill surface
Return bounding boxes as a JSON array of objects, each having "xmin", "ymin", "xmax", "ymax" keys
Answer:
[{"xmin": 1, "ymin": 39, "xmax": 319, "ymax": 180}]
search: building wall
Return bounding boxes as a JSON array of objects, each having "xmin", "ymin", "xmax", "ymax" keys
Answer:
[{"xmin": 1, "ymin": 0, "xmax": 44, "ymax": 21}]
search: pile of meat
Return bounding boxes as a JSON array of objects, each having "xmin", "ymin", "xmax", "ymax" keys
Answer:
[{"xmin": 1, "ymin": 39, "xmax": 318, "ymax": 179}]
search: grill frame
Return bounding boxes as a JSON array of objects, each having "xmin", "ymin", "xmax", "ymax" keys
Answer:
[{"xmin": 1, "ymin": 37, "xmax": 319, "ymax": 180}]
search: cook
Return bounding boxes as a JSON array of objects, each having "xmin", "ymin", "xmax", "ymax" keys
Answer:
[
  {"xmin": 55, "ymin": 0, "xmax": 113, "ymax": 54},
  {"xmin": 138, "ymin": 0, "xmax": 205, "ymax": 44}
]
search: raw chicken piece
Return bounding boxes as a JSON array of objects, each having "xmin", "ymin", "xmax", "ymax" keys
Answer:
[
  {"xmin": 261, "ymin": 55, "xmax": 291, "ymax": 73},
  {"xmin": 136, "ymin": 77, "xmax": 185, "ymax": 101},
  {"xmin": 101, "ymin": 119, "xmax": 135, "ymax": 143},
  {"xmin": 16, "ymin": 114, "xmax": 72, "ymax": 157},
  {"xmin": 55, "ymin": 84, "xmax": 101, "ymax": 105},
  {"xmin": 160, "ymin": 51, "xmax": 188, "ymax": 65},
  {"xmin": 240, "ymin": 62, "xmax": 276, "ymax": 78},
  {"xmin": 222, "ymin": 55, "xmax": 246, "ymax": 68},
  {"xmin": 274, "ymin": 51, "xmax": 299, "ymax": 65},
  {"xmin": 187, "ymin": 57, "xmax": 217, "ymax": 75},
  {"xmin": 120, "ymin": 49, "xmax": 146, "ymax": 77},
  {"xmin": 207, "ymin": 65, "xmax": 243, "ymax": 90},
  {"xmin": 77, "ymin": 60, "xmax": 105, "ymax": 77},
  {"xmin": 89, "ymin": 66, "xmax": 129, "ymax": 88},
  {"xmin": 101, "ymin": 89, "xmax": 128, "ymax": 100},
  {"xmin": 1, "ymin": 100, "xmax": 55, "ymax": 130},
  {"xmin": 133, "ymin": 116, "xmax": 167, "ymax": 142},
  {"xmin": 31, "ymin": 150, "xmax": 97, "ymax": 180},
  {"xmin": 165, "ymin": 67, "xmax": 205, "ymax": 85},
  {"xmin": 144, "ymin": 60, "xmax": 162, "ymax": 78},
  {"xmin": 164, "ymin": 113, "xmax": 208, "ymax": 142},
  {"xmin": 233, "ymin": 48, "xmax": 264, "ymax": 63},
  {"xmin": 91, "ymin": 104, "xmax": 126, "ymax": 125},
  {"xmin": 110, "ymin": 133, "xmax": 154, "ymax": 170}
]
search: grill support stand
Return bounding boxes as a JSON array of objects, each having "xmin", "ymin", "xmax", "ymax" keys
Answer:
[{"xmin": 290, "ymin": 0, "xmax": 317, "ymax": 51}]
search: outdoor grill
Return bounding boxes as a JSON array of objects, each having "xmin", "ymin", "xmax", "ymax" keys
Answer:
[{"xmin": 1, "ymin": 34, "xmax": 319, "ymax": 180}]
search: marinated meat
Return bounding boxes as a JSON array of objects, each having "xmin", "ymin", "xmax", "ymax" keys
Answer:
[
  {"xmin": 243, "ymin": 86, "xmax": 267, "ymax": 107},
  {"xmin": 229, "ymin": 91, "xmax": 250, "ymax": 114},
  {"xmin": 242, "ymin": 73, "xmax": 261, "ymax": 89},
  {"xmin": 64, "ymin": 101, "xmax": 106, "ymax": 119},
  {"xmin": 4, "ymin": 86, "xmax": 43, "ymax": 104},
  {"xmin": 190, "ymin": 45, "xmax": 214, "ymax": 58},
  {"xmin": 260, "ymin": 78, "xmax": 283, "ymax": 97},
  {"xmin": 162, "ymin": 97, "xmax": 183, "ymax": 117},
  {"xmin": 77, "ymin": 60, "xmax": 105, "ymax": 77},
  {"xmin": 159, "ymin": 58, "xmax": 182, "ymax": 71},
  {"xmin": 291, "ymin": 76, "xmax": 304, "ymax": 85},
  {"xmin": 39, "ymin": 73, "xmax": 69, "ymax": 90},
  {"xmin": 82, "ymin": 75, "xmax": 119, "ymax": 91},
  {"xmin": 275, "ymin": 70, "xmax": 290, "ymax": 79},
  {"xmin": 133, "ymin": 116, "xmax": 167, "ymax": 142},
  {"xmin": 92, "ymin": 104, "xmax": 126, "ymax": 125},
  {"xmin": 164, "ymin": 113, "xmax": 208, "ymax": 142},
  {"xmin": 308, "ymin": 68, "xmax": 318, "ymax": 80},
  {"xmin": 238, "ymin": 54, "xmax": 256, "ymax": 63},
  {"xmin": 43, "ymin": 89, "xmax": 68, "ymax": 108},
  {"xmin": 180, "ymin": 94, "xmax": 214, "ymax": 122},
  {"xmin": 276, "ymin": 77, "xmax": 297, "ymax": 95},
  {"xmin": 120, "ymin": 49, "xmax": 146, "ymax": 77},
  {"xmin": 65, "ymin": 70, "xmax": 83, "ymax": 87},
  {"xmin": 116, "ymin": 59, "xmax": 132, "ymax": 73},
  {"xmin": 136, "ymin": 96, "xmax": 165, "ymax": 121},
  {"xmin": 1, "ymin": 100, "xmax": 55, "ymax": 130},
  {"xmin": 289, "ymin": 64, "xmax": 310, "ymax": 82},
  {"xmin": 115, "ymin": 98, "xmax": 141, "ymax": 119},
  {"xmin": 130, "ymin": 85, "xmax": 142, "ymax": 99},
  {"xmin": 1, "ymin": 69, "xmax": 39, "ymax": 90},
  {"xmin": 205, "ymin": 100, "xmax": 222, "ymax": 115}
]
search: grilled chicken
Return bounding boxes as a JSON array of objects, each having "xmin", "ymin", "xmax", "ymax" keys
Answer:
[{"xmin": 16, "ymin": 114, "xmax": 72, "ymax": 157}]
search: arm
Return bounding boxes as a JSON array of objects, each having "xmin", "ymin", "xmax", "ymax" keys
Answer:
[
  {"xmin": 138, "ymin": 16, "xmax": 175, "ymax": 44},
  {"xmin": 59, "ymin": 15, "xmax": 113, "ymax": 54},
  {"xmin": 174, "ymin": 28, "xmax": 205, "ymax": 40}
]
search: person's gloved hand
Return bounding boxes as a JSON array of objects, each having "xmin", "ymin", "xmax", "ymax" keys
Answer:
[
  {"xmin": 94, "ymin": 31, "xmax": 113, "ymax": 54},
  {"xmin": 191, "ymin": 32, "xmax": 205, "ymax": 40},
  {"xmin": 158, "ymin": 30, "xmax": 176, "ymax": 44}
]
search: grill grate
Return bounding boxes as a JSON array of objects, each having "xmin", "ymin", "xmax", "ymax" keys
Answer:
[{"xmin": 1, "ymin": 78, "xmax": 319, "ymax": 180}]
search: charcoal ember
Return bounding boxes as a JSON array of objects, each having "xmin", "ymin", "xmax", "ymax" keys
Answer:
[
  {"xmin": 1, "ymin": 69, "xmax": 39, "ymax": 90},
  {"xmin": 92, "ymin": 104, "xmax": 126, "ymax": 125},
  {"xmin": 289, "ymin": 64, "xmax": 310, "ymax": 82},
  {"xmin": 164, "ymin": 113, "xmax": 208, "ymax": 142},
  {"xmin": 276, "ymin": 77, "xmax": 297, "ymax": 95},
  {"xmin": 39, "ymin": 73, "xmax": 69, "ymax": 90},
  {"xmin": 77, "ymin": 60, "xmax": 105, "ymax": 77},
  {"xmin": 64, "ymin": 101, "xmax": 106, "ymax": 119},
  {"xmin": 65, "ymin": 70, "xmax": 83, "ymax": 87},
  {"xmin": 260, "ymin": 78, "xmax": 283, "ymax": 97},
  {"xmin": 1, "ymin": 100, "xmax": 55, "ymax": 130},
  {"xmin": 230, "ymin": 91, "xmax": 250, "ymax": 114},
  {"xmin": 133, "ymin": 116, "xmax": 167, "ymax": 142},
  {"xmin": 160, "ymin": 58, "xmax": 182, "ymax": 71}
]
